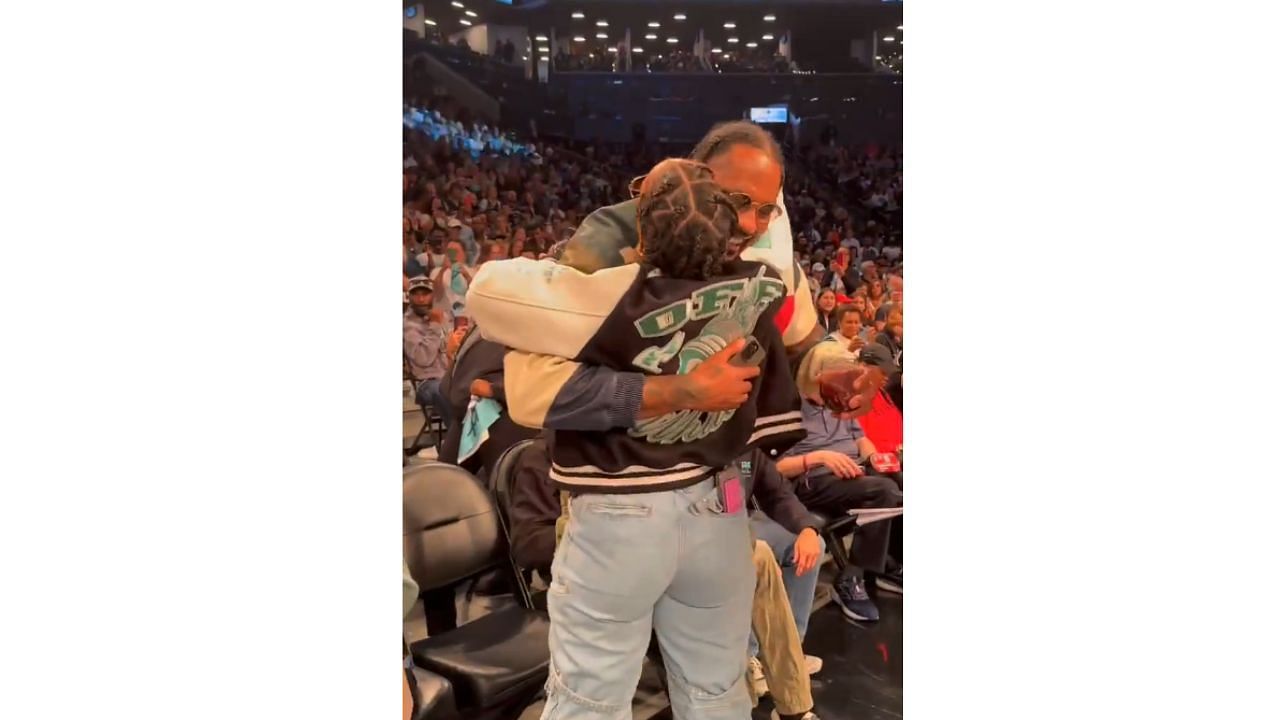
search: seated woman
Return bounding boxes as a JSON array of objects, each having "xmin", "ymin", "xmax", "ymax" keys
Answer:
[{"xmin": 468, "ymin": 158, "xmax": 806, "ymax": 720}]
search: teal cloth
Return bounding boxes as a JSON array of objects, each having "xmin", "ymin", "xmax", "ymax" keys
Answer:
[
  {"xmin": 450, "ymin": 265, "xmax": 468, "ymax": 296},
  {"xmin": 458, "ymin": 396, "xmax": 503, "ymax": 464}
]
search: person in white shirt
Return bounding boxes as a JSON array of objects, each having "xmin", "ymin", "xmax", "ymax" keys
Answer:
[{"xmin": 430, "ymin": 240, "xmax": 474, "ymax": 321}]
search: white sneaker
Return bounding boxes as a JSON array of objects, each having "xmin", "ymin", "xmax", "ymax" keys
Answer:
[
  {"xmin": 805, "ymin": 655, "xmax": 823, "ymax": 675},
  {"xmin": 747, "ymin": 656, "xmax": 768, "ymax": 697},
  {"xmin": 770, "ymin": 711, "xmax": 821, "ymax": 720}
]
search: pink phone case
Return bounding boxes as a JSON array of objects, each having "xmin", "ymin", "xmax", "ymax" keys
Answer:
[{"xmin": 722, "ymin": 476, "xmax": 745, "ymax": 515}]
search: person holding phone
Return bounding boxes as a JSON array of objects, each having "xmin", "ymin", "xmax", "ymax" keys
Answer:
[
  {"xmin": 468, "ymin": 158, "xmax": 808, "ymax": 720},
  {"xmin": 429, "ymin": 240, "xmax": 474, "ymax": 323}
]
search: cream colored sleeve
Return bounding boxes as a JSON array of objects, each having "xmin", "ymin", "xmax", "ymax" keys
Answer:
[
  {"xmin": 466, "ymin": 258, "xmax": 640, "ymax": 358},
  {"xmin": 502, "ymin": 352, "xmax": 583, "ymax": 429}
]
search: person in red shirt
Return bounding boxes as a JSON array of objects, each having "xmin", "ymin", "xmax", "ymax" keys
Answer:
[{"xmin": 855, "ymin": 344, "xmax": 903, "ymax": 593}]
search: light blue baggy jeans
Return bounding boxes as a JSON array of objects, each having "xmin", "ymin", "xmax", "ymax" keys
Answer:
[{"xmin": 540, "ymin": 476, "xmax": 755, "ymax": 720}]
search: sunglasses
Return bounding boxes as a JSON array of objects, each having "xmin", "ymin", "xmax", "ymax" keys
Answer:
[{"xmin": 628, "ymin": 170, "xmax": 782, "ymax": 226}]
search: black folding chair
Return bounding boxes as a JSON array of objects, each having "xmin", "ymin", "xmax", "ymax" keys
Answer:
[{"xmin": 404, "ymin": 462, "xmax": 549, "ymax": 720}]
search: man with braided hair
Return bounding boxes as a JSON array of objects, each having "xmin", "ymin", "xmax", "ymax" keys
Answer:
[{"xmin": 469, "ymin": 157, "xmax": 807, "ymax": 720}]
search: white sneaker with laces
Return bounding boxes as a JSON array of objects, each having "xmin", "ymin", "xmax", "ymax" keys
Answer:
[
  {"xmin": 805, "ymin": 655, "xmax": 823, "ymax": 675},
  {"xmin": 770, "ymin": 711, "xmax": 821, "ymax": 720}
]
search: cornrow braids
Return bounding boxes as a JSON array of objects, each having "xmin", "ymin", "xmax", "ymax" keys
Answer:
[
  {"xmin": 635, "ymin": 159, "xmax": 737, "ymax": 281},
  {"xmin": 689, "ymin": 120, "xmax": 784, "ymax": 166}
]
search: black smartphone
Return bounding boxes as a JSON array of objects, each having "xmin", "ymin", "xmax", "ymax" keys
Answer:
[{"xmin": 730, "ymin": 336, "xmax": 766, "ymax": 368}]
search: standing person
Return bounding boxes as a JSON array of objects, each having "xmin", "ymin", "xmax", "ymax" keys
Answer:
[
  {"xmin": 469, "ymin": 159, "xmax": 809, "ymax": 720},
  {"xmin": 403, "ymin": 277, "xmax": 453, "ymax": 430},
  {"xmin": 429, "ymin": 240, "xmax": 473, "ymax": 322}
]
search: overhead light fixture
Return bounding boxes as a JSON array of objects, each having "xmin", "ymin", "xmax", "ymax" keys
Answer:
[
  {"xmin": 571, "ymin": 11, "xmax": 584, "ymax": 19},
  {"xmin": 588, "ymin": 53, "xmax": 594, "ymax": 58},
  {"xmin": 464, "ymin": 10, "xmax": 476, "ymax": 17},
  {"xmin": 764, "ymin": 14, "xmax": 776, "ymax": 22},
  {"xmin": 746, "ymin": 42, "xmax": 758, "ymax": 48},
  {"xmin": 535, "ymin": 35, "xmax": 548, "ymax": 42},
  {"xmin": 521, "ymin": 55, "xmax": 528, "ymax": 61},
  {"xmin": 875, "ymin": 55, "xmax": 882, "ymax": 60},
  {"xmin": 762, "ymin": 34, "xmax": 774, "ymax": 40},
  {"xmin": 424, "ymin": 19, "xmax": 437, "ymax": 26},
  {"xmin": 596, "ymin": 33, "xmax": 608, "ymax": 39},
  {"xmin": 897, "ymin": 25, "xmax": 904, "ymax": 30},
  {"xmin": 538, "ymin": 46, "xmax": 549, "ymax": 53},
  {"xmin": 648, "ymin": 21, "xmax": 660, "ymax": 28},
  {"xmin": 674, "ymin": 14, "xmax": 686, "ymax": 21},
  {"xmin": 883, "ymin": 36, "xmax": 895, "ymax": 42},
  {"xmin": 460, "ymin": 19, "xmax": 472, "ymax": 26},
  {"xmin": 596, "ymin": 20, "xmax": 608, "ymax": 27},
  {"xmin": 450, "ymin": 1, "xmax": 464, "ymax": 7},
  {"xmin": 711, "ymin": 47, "xmax": 723, "ymax": 54},
  {"xmin": 667, "ymin": 37, "xmax": 678, "ymax": 44},
  {"xmin": 724, "ymin": 22, "xmax": 736, "ymax": 29},
  {"xmin": 633, "ymin": 47, "xmax": 644, "ymax": 53},
  {"xmin": 645, "ymin": 33, "xmax": 658, "ymax": 40},
  {"xmin": 573, "ymin": 36, "xmax": 586, "ymax": 42},
  {"xmin": 728, "ymin": 37, "xmax": 739, "ymax": 44},
  {"xmin": 607, "ymin": 46, "xmax": 618, "ymax": 52}
]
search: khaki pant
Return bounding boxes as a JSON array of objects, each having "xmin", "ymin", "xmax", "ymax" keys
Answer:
[{"xmin": 748, "ymin": 540, "xmax": 813, "ymax": 715}]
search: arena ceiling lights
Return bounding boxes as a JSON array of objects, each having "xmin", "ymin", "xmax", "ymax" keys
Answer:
[
  {"xmin": 534, "ymin": 34, "xmax": 548, "ymax": 42},
  {"xmin": 450, "ymin": 1, "xmax": 463, "ymax": 7},
  {"xmin": 424, "ymin": 18, "xmax": 437, "ymax": 26},
  {"xmin": 666, "ymin": 37, "xmax": 679, "ymax": 43},
  {"xmin": 596, "ymin": 32, "xmax": 608, "ymax": 38},
  {"xmin": 883, "ymin": 36, "xmax": 895, "ymax": 42},
  {"xmin": 571, "ymin": 12, "xmax": 584, "ymax": 19},
  {"xmin": 673, "ymin": 13, "xmax": 687, "ymax": 21},
  {"xmin": 745, "ymin": 41, "xmax": 758, "ymax": 48},
  {"xmin": 711, "ymin": 47, "xmax": 723, "ymax": 54},
  {"xmin": 645, "ymin": 33, "xmax": 658, "ymax": 40},
  {"xmin": 596, "ymin": 20, "xmax": 608, "ymax": 27},
  {"xmin": 648, "ymin": 22, "xmax": 660, "ymax": 28},
  {"xmin": 727, "ymin": 37, "xmax": 739, "ymax": 44},
  {"xmin": 724, "ymin": 22, "xmax": 736, "ymax": 29},
  {"xmin": 762, "ymin": 34, "xmax": 774, "ymax": 40},
  {"xmin": 464, "ymin": 10, "xmax": 477, "ymax": 17},
  {"xmin": 460, "ymin": 19, "xmax": 472, "ymax": 25},
  {"xmin": 632, "ymin": 46, "xmax": 644, "ymax": 53},
  {"xmin": 764, "ymin": 14, "xmax": 776, "ymax": 22},
  {"xmin": 573, "ymin": 35, "xmax": 586, "ymax": 42}
]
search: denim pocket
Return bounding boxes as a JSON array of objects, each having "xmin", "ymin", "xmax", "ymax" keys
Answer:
[{"xmin": 584, "ymin": 502, "xmax": 652, "ymax": 518}]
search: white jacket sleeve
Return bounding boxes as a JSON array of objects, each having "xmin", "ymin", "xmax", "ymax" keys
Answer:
[{"xmin": 466, "ymin": 258, "xmax": 640, "ymax": 358}]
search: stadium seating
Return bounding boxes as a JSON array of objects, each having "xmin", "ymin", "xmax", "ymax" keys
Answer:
[{"xmin": 403, "ymin": 462, "xmax": 549, "ymax": 719}]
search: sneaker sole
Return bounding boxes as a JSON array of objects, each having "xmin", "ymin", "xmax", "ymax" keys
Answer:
[
  {"xmin": 874, "ymin": 577, "xmax": 903, "ymax": 595},
  {"xmin": 831, "ymin": 589, "xmax": 879, "ymax": 623}
]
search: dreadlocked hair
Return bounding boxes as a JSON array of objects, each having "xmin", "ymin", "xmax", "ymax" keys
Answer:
[
  {"xmin": 689, "ymin": 120, "xmax": 784, "ymax": 166},
  {"xmin": 635, "ymin": 159, "xmax": 737, "ymax": 281}
]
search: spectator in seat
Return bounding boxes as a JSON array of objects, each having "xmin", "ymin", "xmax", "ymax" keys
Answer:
[
  {"xmin": 510, "ymin": 437, "xmax": 827, "ymax": 720},
  {"xmin": 853, "ymin": 344, "xmax": 903, "ymax": 592},
  {"xmin": 814, "ymin": 289, "xmax": 838, "ymax": 334},
  {"xmin": 832, "ymin": 303, "xmax": 867, "ymax": 348},
  {"xmin": 403, "ymin": 276, "xmax": 453, "ymax": 430},
  {"xmin": 864, "ymin": 278, "xmax": 888, "ymax": 314},
  {"xmin": 874, "ymin": 307, "xmax": 903, "ymax": 368},
  {"xmin": 774, "ymin": 341, "xmax": 904, "ymax": 623}
]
